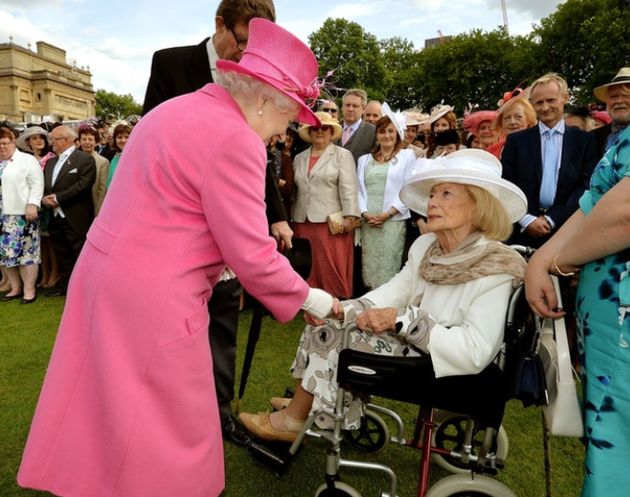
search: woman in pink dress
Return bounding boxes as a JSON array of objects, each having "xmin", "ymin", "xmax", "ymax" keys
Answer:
[{"xmin": 18, "ymin": 19, "xmax": 336, "ymax": 497}]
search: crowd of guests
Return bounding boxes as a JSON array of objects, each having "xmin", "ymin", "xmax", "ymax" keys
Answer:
[
  {"xmin": 0, "ymin": 117, "xmax": 138, "ymax": 302},
  {"xmin": 4, "ymin": 3, "xmax": 628, "ymax": 493}
]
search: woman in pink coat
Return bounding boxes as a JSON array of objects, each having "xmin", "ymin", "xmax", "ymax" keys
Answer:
[{"xmin": 18, "ymin": 19, "xmax": 335, "ymax": 497}]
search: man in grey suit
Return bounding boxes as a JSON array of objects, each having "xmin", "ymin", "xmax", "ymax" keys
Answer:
[{"xmin": 339, "ymin": 88, "xmax": 376, "ymax": 164}]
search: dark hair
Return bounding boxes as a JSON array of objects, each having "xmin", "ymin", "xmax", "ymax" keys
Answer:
[
  {"xmin": 216, "ymin": 0, "xmax": 275, "ymax": 28},
  {"xmin": 370, "ymin": 116, "xmax": 404, "ymax": 160},
  {"xmin": 78, "ymin": 125, "xmax": 100, "ymax": 141},
  {"xmin": 0, "ymin": 122, "xmax": 19, "ymax": 139},
  {"xmin": 112, "ymin": 124, "xmax": 132, "ymax": 153},
  {"xmin": 433, "ymin": 129, "xmax": 461, "ymax": 146}
]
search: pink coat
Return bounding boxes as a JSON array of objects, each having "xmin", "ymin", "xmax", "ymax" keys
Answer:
[{"xmin": 18, "ymin": 84, "xmax": 309, "ymax": 497}]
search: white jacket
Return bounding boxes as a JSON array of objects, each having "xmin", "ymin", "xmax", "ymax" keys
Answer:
[
  {"xmin": 363, "ymin": 233, "xmax": 515, "ymax": 378},
  {"xmin": 356, "ymin": 149, "xmax": 417, "ymax": 220},
  {"xmin": 1, "ymin": 149, "xmax": 44, "ymax": 215}
]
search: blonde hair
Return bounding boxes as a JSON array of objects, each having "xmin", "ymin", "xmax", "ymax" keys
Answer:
[
  {"xmin": 465, "ymin": 185, "xmax": 513, "ymax": 241},
  {"xmin": 530, "ymin": 73, "xmax": 568, "ymax": 97},
  {"xmin": 216, "ymin": 71, "xmax": 299, "ymax": 114},
  {"xmin": 494, "ymin": 98, "xmax": 537, "ymax": 132},
  {"xmin": 342, "ymin": 88, "xmax": 368, "ymax": 106}
]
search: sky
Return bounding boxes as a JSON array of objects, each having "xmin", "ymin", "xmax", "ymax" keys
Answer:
[{"xmin": 1, "ymin": 0, "xmax": 563, "ymax": 106}]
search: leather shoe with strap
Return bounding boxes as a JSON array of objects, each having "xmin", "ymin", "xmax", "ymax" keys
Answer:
[{"xmin": 239, "ymin": 412, "xmax": 298, "ymax": 443}]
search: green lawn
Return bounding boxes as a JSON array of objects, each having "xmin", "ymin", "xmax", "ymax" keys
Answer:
[{"xmin": 1, "ymin": 297, "xmax": 584, "ymax": 496}]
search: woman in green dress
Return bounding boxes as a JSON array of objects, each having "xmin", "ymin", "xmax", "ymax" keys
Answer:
[{"xmin": 357, "ymin": 105, "xmax": 419, "ymax": 289}]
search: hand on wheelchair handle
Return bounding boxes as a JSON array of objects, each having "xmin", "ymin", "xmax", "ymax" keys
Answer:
[{"xmin": 356, "ymin": 308, "xmax": 397, "ymax": 334}]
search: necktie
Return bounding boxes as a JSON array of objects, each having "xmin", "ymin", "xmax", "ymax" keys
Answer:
[
  {"xmin": 539, "ymin": 129, "xmax": 559, "ymax": 208},
  {"xmin": 342, "ymin": 126, "xmax": 352, "ymax": 146}
]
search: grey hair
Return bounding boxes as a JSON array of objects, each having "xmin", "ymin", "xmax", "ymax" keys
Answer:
[{"xmin": 216, "ymin": 70, "xmax": 299, "ymax": 114}]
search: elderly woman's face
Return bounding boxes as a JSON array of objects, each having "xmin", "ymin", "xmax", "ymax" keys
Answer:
[
  {"xmin": 0, "ymin": 135, "xmax": 16, "ymax": 160},
  {"xmin": 426, "ymin": 183, "xmax": 476, "ymax": 235},
  {"xmin": 309, "ymin": 125, "xmax": 333, "ymax": 146},
  {"xmin": 502, "ymin": 106, "xmax": 529, "ymax": 134},
  {"xmin": 478, "ymin": 121, "xmax": 498, "ymax": 146}
]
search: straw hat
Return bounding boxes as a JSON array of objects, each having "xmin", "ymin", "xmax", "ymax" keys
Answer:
[
  {"xmin": 16, "ymin": 126, "xmax": 48, "ymax": 151},
  {"xmin": 593, "ymin": 67, "xmax": 630, "ymax": 102},
  {"xmin": 428, "ymin": 104, "xmax": 454, "ymax": 124},
  {"xmin": 216, "ymin": 19, "xmax": 320, "ymax": 126},
  {"xmin": 298, "ymin": 111, "xmax": 342, "ymax": 143},
  {"xmin": 400, "ymin": 149, "xmax": 527, "ymax": 223}
]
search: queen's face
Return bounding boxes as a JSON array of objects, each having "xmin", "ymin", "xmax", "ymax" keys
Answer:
[{"xmin": 426, "ymin": 182, "xmax": 476, "ymax": 236}]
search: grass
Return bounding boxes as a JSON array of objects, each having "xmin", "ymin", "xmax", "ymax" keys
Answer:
[{"xmin": 1, "ymin": 297, "xmax": 584, "ymax": 496}]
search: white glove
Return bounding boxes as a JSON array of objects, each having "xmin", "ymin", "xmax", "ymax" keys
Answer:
[{"xmin": 301, "ymin": 288, "xmax": 334, "ymax": 320}]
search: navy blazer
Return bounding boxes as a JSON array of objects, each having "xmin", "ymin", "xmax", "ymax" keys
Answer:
[{"xmin": 501, "ymin": 124, "xmax": 597, "ymax": 246}]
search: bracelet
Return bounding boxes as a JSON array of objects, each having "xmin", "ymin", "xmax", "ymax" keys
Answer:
[{"xmin": 552, "ymin": 254, "xmax": 576, "ymax": 277}]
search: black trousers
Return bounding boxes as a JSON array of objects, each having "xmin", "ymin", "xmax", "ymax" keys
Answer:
[
  {"xmin": 208, "ymin": 278, "xmax": 242, "ymax": 420},
  {"xmin": 48, "ymin": 215, "xmax": 87, "ymax": 292}
]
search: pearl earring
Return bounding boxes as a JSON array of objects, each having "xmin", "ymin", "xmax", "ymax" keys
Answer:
[{"xmin": 258, "ymin": 110, "xmax": 263, "ymax": 116}]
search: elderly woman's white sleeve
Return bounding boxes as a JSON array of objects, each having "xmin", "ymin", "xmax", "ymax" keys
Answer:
[{"xmin": 429, "ymin": 275, "xmax": 514, "ymax": 378}]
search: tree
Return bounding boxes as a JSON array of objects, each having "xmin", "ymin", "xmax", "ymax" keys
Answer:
[
  {"xmin": 379, "ymin": 37, "xmax": 423, "ymax": 110},
  {"xmin": 533, "ymin": 0, "xmax": 630, "ymax": 103},
  {"xmin": 95, "ymin": 89, "xmax": 142, "ymax": 119},
  {"xmin": 414, "ymin": 29, "xmax": 537, "ymax": 114},
  {"xmin": 309, "ymin": 18, "xmax": 387, "ymax": 101}
]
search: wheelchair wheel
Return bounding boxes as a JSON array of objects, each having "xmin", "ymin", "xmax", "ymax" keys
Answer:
[
  {"xmin": 344, "ymin": 410, "xmax": 389, "ymax": 453},
  {"xmin": 315, "ymin": 481, "xmax": 363, "ymax": 497},
  {"xmin": 431, "ymin": 413, "xmax": 509, "ymax": 474},
  {"xmin": 424, "ymin": 473, "xmax": 517, "ymax": 497}
]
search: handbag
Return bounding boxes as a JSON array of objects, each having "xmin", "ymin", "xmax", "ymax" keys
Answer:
[
  {"xmin": 326, "ymin": 211, "xmax": 362, "ymax": 235},
  {"xmin": 538, "ymin": 276, "xmax": 584, "ymax": 437}
]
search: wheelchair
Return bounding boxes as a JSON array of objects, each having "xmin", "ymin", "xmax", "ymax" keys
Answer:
[{"xmin": 265, "ymin": 274, "xmax": 537, "ymax": 497}]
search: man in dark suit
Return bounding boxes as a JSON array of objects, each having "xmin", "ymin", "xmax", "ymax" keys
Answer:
[
  {"xmin": 142, "ymin": 0, "xmax": 284, "ymax": 446},
  {"xmin": 502, "ymin": 73, "xmax": 597, "ymax": 248},
  {"xmin": 339, "ymin": 88, "xmax": 376, "ymax": 164},
  {"xmin": 41, "ymin": 125, "xmax": 96, "ymax": 296}
]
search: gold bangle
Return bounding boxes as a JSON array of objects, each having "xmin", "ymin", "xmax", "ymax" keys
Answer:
[{"xmin": 552, "ymin": 254, "xmax": 576, "ymax": 277}]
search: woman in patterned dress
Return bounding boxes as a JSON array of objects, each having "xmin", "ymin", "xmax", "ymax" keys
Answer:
[
  {"xmin": 0, "ymin": 124, "xmax": 44, "ymax": 303},
  {"xmin": 526, "ymin": 122, "xmax": 630, "ymax": 497},
  {"xmin": 240, "ymin": 149, "xmax": 528, "ymax": 442}
]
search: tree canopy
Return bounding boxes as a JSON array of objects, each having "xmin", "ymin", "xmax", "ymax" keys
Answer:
[
  {"xmin": 94, "ymin": 89, "xmax": 142, "ymax": 120},
  {"xmin": 308, "ymin": 0, "xmax": 630, "ymax": 112}
]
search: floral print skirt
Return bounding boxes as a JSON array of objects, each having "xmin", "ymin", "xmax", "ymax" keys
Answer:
[{"xmin": 0, "ymin": 214, "xmax": 41, "ymax": 267}]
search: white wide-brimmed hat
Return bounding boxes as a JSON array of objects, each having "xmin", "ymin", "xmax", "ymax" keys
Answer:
[
  {"xmin": 400, "ymin": 149, "xmax": 527, "ymax": 222},
  {"xmin": 16, "ymin": 126, "xmax": 48, "ymax": 151},
  {"xmin": 428, "ymin": 104, "xmax": 454, "ymax": 124}
]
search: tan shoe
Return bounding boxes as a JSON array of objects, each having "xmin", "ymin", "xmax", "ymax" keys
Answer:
[
  {"xmin": 238, "ymin": 412, "xmax": 298, "ymax": 443},
  {"xmin": 270, "ymin": 397, "xmax": 291, "ymax": 411}
]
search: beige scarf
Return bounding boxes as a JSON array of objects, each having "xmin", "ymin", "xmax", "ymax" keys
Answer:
[{"xmin": 419, "ymin": 232, "xmax": 526, "ymax": 286}]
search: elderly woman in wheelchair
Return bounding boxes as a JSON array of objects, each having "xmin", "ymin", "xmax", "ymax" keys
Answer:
[{"xmin": 240, "ymin": 149, "xmax": 528, "ymax": 446}]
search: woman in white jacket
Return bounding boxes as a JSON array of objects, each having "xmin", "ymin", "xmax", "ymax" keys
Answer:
[
  {"xmin": 240, "ymin": 149, "xmax": 529, "ymax": 442},
  {"xmin": 0, "ymin": 125, "xmax": 44, "ymax": 303},
  {"xmin": 357, "ymin": 105, "xmax": 418, "ymax": 289}
]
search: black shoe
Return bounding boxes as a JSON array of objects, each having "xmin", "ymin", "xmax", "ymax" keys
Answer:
[
  {"xmin": 45, "ymin": 288, "xmax": 66, "ymax": 297},
  {"xmin": 0, "ymin": 293, "xmax": 22, "ymax": 301},
  {"xmin": 21, "ymin": 294, "xmax": 37, "ymax": 304},
  {"xmin": 221, "ymin": 415, "xmax": 252, "ymax": 447}
]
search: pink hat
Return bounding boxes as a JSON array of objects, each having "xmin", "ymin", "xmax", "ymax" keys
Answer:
[
  {"xmin": 591, "ymin": 110, "xmax": 612, "ymax": 126},
  {"xmin": 216, "ymin": 18, "xmax": 320, "ymax": 126},
  {"xmin": 464, "ymin": 110, "xmax": 498, "ymax": 136}
]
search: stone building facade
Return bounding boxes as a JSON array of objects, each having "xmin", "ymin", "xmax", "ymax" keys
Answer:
[{"xmin": 0, "ymin": 40, "xmax": 95, "ymax": 123}]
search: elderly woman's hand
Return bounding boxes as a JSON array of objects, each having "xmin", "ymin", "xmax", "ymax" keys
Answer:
[
  {"xmin": 25, "ymin": 204, "xmax": 39, "ymax": 222},
  {"xmin": 356, "ymin": 307, "xmax": 397, "ymax": 334}
]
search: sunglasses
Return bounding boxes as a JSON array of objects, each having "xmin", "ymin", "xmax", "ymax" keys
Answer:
[
  {"xmin": 321, "ymin": 108, "xmax": 338, "ymax": 114},
  {"xmin": 311, "ymin": 125, "xmax": 332, "ymax": 132}
]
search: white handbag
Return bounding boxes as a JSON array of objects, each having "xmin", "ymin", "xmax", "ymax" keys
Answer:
[{"xmin": 538, "ymin": 276, "xmax": 584, "ymax": 437}]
